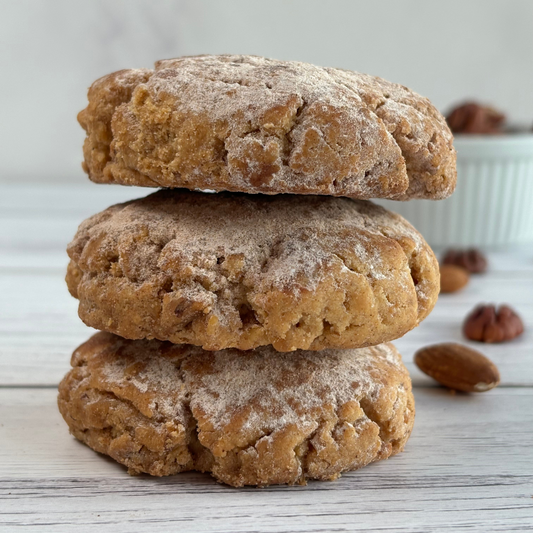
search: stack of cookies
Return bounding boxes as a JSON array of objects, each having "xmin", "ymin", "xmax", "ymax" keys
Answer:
[{"xmin": 58, "ymin": 55, "xmax": 456, "ymax": 487}]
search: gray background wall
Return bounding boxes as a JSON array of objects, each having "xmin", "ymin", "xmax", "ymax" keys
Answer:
[{"xmin": 2, "ymin": 0, "xmax": 532, "ymax": 181}]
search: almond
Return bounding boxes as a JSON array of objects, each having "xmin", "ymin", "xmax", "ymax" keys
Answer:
[
  {"xmin": 414, "ymin": 342, "xmax": 500, "ymax": 392},
  {"xmin": 439, "ymin": 264, "xmax": 469, "ymax": 293}
]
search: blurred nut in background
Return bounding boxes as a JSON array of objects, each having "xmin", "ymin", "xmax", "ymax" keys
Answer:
[
  {"xmin": 439, "ymin": 264, "xmax": 469, "ymax": 293},
  {"xmin": 446, "ymin": 102, "xmax": 506, "ymax": 134},
  {"xmin": 443, "ymin": 248, "xmax": 488, "ymax": 273},
  {"xmin": 463, "ymin": 304, "xmax": 524, "ymax": 343}
]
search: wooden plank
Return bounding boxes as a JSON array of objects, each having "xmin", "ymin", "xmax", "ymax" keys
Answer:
[
  {"xmin": 0, "ymin": 387, "xmax": 532, "ymax": 532},
  {"xmin": 0, "ymin": 271, "xmax": 96, "ymax": 385},
  {"xmin": 0, "ymin": 183, "xmax": 156, "ymax": 216},
  {"xmin": 0, "ymin": 184, "xmax": 156, "ymax": 270},
  {"xmin": 0, "ymin": 269, "xmax": 532, "ymax": 386},
  {"xmin": 1, "ymin": 184, "xmax": 532, "ymax": 532},
  {"xmin": 1, "ymin": 184, "xmax": 532, "ymax": 386}
]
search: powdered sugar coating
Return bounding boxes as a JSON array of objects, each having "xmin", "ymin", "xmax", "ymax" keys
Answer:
[
  {"xmin": 66, "ymin": 189, "xmax": 440, "ymax": 351},
  {"xmin": 187, "ymin": 340, "xmax": 403, "ymax": 432},
  {"xmin": 79, "ymin": 55, "xmax": 456, "ymax": 200},
  {"xmin": 58, "ymin": 333, "xmax": 414, "ymax": 486}
]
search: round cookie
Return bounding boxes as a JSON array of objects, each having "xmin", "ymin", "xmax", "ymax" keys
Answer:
[
  {"xmin": 78, "ymin": 54, "xmax": 456, "ymax": 200},
  {"xmin": 66, "ymin": 189, "xmax": 439, "ymax": 352},
  {"xmin": 58, "ymin": 332, "xmax": 415, "ymax": 487}
]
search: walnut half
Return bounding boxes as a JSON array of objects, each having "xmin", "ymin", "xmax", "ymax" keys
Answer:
[{"xmin": 463, "ymin": 304, "xmax": 524, "ymax": 343}]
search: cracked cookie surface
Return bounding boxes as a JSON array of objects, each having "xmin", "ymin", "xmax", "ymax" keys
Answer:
[
  {"xmin": 78, "ymin": 54, "xmax": 456, "ymax": 200},
  {"xmin": 66, "ymin": 189, "xmax": 439, "ymax": 351},
  {"xmin": 58, "ymin": 332, "xmax": 415, "ymax": 487}
]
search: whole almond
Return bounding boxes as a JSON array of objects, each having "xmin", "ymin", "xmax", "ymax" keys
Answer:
[
  {"xmin": 414, "ymin": 343, "xmax": 500, "ymax": 392},
  {"xmin": 439, "ymin": 264, "xmax": 469, "ymax": 293}
]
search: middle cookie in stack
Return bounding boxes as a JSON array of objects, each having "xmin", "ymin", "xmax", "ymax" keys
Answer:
[
  {"xmin": 66, "ymin": 191, "xmax": 439, "ymax": 352},
  {"xmin": 59, "ymin": 55, "xmax": 455, "ymax": 487}
]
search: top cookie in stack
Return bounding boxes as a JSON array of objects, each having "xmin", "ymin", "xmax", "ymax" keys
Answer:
[{"xmin": 79, "ymin": 54, "xmax": 456, "ymax": 200}]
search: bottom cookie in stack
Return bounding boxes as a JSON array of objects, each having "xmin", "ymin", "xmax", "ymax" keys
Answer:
[{"xmin": 58, "ymin": 332, "xmax": 414, "ymax": 487}]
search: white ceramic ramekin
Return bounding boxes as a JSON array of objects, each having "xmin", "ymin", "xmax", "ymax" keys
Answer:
[{"xmin": 378, "ymin": 134, "xmax": 533, "ymax": 247}]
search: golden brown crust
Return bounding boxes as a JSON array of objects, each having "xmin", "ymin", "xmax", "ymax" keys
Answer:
[
  {"xmin": 77, "ymin": 69, "xmax": 155, "ymax": 185},
  {"xmin": 79, "ymin": 55, "xmax": 456, "ymax": 200},
  {"xmin": 57, "ymin": 332, "xmax": 415, "ymax": 487},
  {"xmin": 66, "ymin": 189, "xmax": 439, "ymax": 351}
]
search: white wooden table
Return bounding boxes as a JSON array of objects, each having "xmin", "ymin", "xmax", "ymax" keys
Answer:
[{"xmin": 1, "ymin": 183, "xmax": 532, "ymax": 532}]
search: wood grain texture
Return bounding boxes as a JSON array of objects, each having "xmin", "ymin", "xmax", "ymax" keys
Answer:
[
  {"xmin": 1, "ymin": 184, "xmax": 531, "ymax": 386},
  {"xmin": 1, "ymin": 183, "xmax": 533, "ymax": 531},
  {"xmin": 1, "ymin": 271, "xmax": 532, "ymax": 386},
  {"xmin": 1, "ymin": 388, "xmax": 532, "ymax": 532}
]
